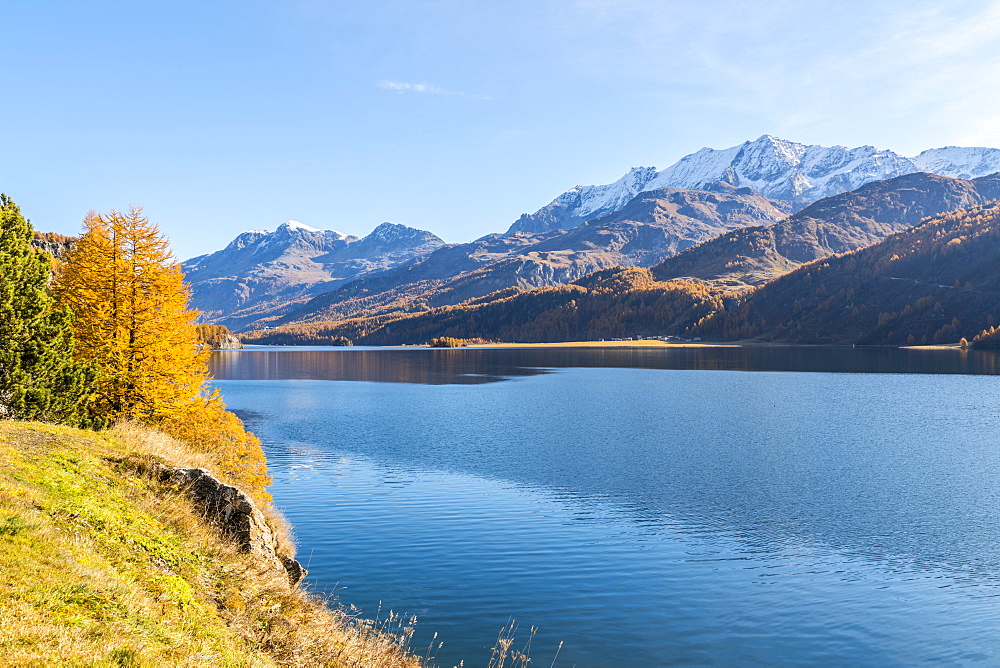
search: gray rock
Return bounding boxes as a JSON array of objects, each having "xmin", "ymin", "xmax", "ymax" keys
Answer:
[
  {"xmin": 158, "ymin": 465, "xmax": 306, "ymax": 586},
  {"xmin": 213, "ymin": 333, "xmax": 243, "ymax": 349}
]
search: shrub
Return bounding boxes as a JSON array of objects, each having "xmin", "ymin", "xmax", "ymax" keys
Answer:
[{"xmin": 154, "ymin": 398, "xmax": 272, "ymax": 505}]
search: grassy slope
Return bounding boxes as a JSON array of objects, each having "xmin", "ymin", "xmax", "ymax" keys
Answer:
[{"xmin": 0, "ymin": 422, "xmax": 420, "ymax": 667}]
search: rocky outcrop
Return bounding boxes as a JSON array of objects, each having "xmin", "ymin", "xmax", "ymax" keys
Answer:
[
  {"xmin": 157, "ymin": 465, "xmax": 306, "ymax": 586},
  {"xmin": 195, "ymin": 324, "xmax": 245, "ymax": 350},
  {"xmin": 213, "ymin": 333, "xmax": 243, "ymax": 349},
  {"xmin": 31, "ymin": 231, "xmax": 75, "ymax": 262}
]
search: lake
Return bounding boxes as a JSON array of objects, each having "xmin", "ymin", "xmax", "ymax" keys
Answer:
[{"xmin": 211, "ymin": 346, "xmax": 1000, "ymax": 666}]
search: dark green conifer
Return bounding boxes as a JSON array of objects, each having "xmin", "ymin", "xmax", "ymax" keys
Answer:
[{"xmin": 0, "ymin": 194, "xmax": 96, "ymax": 426}]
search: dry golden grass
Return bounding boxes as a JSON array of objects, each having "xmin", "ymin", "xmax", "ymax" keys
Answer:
[
  {"xmin": 111, "ymin": 421, "xmax": 296, "ymax": 558},
  {"xmin": 0, "ymin": 421, "xmax": 423, "ymax": 667}
]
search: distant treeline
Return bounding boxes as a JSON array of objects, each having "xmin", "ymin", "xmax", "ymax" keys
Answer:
[
  {"xmin": 244, "ymin": 330, "xmax": 352, "ymax": 346},
  {"xmin": 244, "ymin": 267, "xmax": 721, "ymax": 345}
]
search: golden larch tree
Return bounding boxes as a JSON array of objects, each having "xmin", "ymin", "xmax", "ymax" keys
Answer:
[
  {"xmin": 54, "ymin": 206, "xmax": 208, "ymax": 421},
  {"xmin": 54, "ymin": 206, "xmax": 271, "ymax": 500}
]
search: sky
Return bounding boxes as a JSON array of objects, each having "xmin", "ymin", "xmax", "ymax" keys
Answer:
[{"xmin": 5, "ymin": 0, "xmax": 1000, "ymax": 260}]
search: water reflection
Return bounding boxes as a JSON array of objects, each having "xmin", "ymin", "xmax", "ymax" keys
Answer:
[
  {"xmin": 211, "ymin": 345, "xmax": 1000, "ymax": 383},
  {"xmin": 211, "ymin": 347, "xmax": 548, "ymax": 384},
  {"xmin": 213, "ymin": 355, "xmax": 1000, "ymax": 665}
]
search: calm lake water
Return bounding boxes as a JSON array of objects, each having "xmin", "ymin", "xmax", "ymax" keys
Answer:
[{"xmin": 211, "ymin": 346, "xmax": 1000, "ymax": 666}]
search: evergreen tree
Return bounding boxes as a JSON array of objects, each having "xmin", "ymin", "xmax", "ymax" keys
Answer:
[
  {"xmin": 54, "ymin": 206, "xmax": 209, "ymax": 422},
  {"xmin": 0, "ymin": 194, "xmax": 95, "ymax": 425}
]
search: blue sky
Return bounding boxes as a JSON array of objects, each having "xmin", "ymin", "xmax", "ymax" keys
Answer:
[{"xmin": 5, "ymin": 0, "xmax": 1000, "ymax": 260}]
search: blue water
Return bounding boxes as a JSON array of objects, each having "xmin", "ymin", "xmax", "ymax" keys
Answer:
[{"xmin": 212, "ymin": 347, "xmax": 1000, "ymax": 666}]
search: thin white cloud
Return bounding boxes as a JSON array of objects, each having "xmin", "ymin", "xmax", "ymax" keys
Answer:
[
  {"xmin": 377, "ymin": 80, "xmax": 490, "ymax": 100},
  {"xmin": 558, "ymin": 0, "xmax": 1000, "ymax": 150}
]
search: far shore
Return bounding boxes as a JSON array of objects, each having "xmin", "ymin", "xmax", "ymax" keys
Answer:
[
  {"xmin": 462, "ymin": 340, "xmax": 969, "ymax": 350},
  {"xmin": 460, "ymin": 340, "xmax": 740, "ymax": 348},
  {"xmin": 241, "ymin": 340, "xmax": 971, "ymax": 351}
]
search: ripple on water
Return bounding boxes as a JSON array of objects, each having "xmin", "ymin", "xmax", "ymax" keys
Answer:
[{"xmin": 215, "ymin": 357, "xmax": 1000, "ymax": 666}]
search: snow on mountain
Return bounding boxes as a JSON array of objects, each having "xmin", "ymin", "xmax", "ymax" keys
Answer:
[
  {"xmin": 508, "ymin": 167, "xmax": 659, "ymax": 234},
  {"xmin": 511, "ymin": 136, "xmax": 1000, "ymax": 234},
  {"xmin": 912, "ymin": 146, "xmax": 1000, "ymax": 180},
  {"xmin": 182, "ymin": 220, "xmax": 445, "ymax": 330},
  {"xmin": 650, "ymin": 136, "xmax": 921, "ymax": 202},
  {"xmin": 281, "ymin": 219, "xmax": 319, "ymax": 232},
  {"xmin": 561, "ymin": 166, "xmax": 661, "ymax": 220},
  {"xmin": 277, "ymin": 219, "xmax": 352, "ymax": 238}
]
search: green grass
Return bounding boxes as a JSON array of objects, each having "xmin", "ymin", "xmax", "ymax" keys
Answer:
[{"xmin": 0, "ymin": 422, "xmax": 421, "ymax": 667}]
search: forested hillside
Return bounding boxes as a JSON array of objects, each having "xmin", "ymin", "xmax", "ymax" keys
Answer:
[
  {"xmin": 696, "ymin": 203, "xmax": 1000, "ymax": 344},
  {"xmin": 653, "ymin": 172, "xmax": 1000, "ymax": 290},
  {"xmin": 243, "ymin": 267, "xmax": 720, "ymax": 345}
]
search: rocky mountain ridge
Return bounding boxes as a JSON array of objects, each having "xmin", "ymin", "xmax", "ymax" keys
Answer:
[
  {"xmin": 652, "ymin": 172, "xmax": 1000, "ymax": 289},
  {"xmin": 266, "ymin": 185, "xmax": 789, "ymax": 328},
  {"xmin": 509, "ymin": 135, "xmax": 1000, "ymax": 234},
  {"xmin": 183, "ymin": 136, "xmax": 1000, "ymax": 333},
  {"xmin": 182, "ymin": 220, "xmax": 445, "ymax": 330}
]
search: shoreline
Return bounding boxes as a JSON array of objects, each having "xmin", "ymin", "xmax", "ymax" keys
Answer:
[
  {"xmin": 462, "ymin": 341, "xmax": 967, "ymax": 350},
  {"xmin": 462, "ymin": 340, "xmax": 739, "ymax": 348},
  {"xmin": 240, "ymin": 340, "xmax": 971, "ymax": 351}
]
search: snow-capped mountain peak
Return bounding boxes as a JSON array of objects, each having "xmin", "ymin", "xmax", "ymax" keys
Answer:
[
  {"xmin": 649, "ymin": 136, "xmax": 919, "ymax": 200},
  {"xmin": 276, "ymin": 220, "xmax": 350, "ymax": 239},
  {"xmin": 368, "ymin": 222, "xmax": 412, "ymax": 241},
  {"xmin": 281, "ymin": 219, "xmax": 318, "ymax": 232},
  {"xmin": 912, "ymin": 146, "xmax": 1000, "ymax": 180},
  {"xmin": 510, "ymin": 136, "xmax": 1000, "ymax": 234},
  {"xmin": 356, "ymin": 222, "xmax": 445, "ymax": 251}
]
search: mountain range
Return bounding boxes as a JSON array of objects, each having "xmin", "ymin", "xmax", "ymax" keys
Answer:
[
  {"xmin": 265, "ymin": 184, "xmax": 788, "ymax": 329},
  {"xmin": 653, "ymin": 172, "xmax": 1000, "ymax": 290},
  {"xmin": 507, "ymin": 135, "xmax": 1000, "ymax": 234},
  {"xmin": 244, "ymin": 198, "xmax": 1000, "ymax": 347},
  {"xmin": 181, "ymin": 221, "xmax": 444, "ymax": 330},
  {"xmin": 182, "ymin": 136, "xmax": 1000, "ymax": 335}
]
